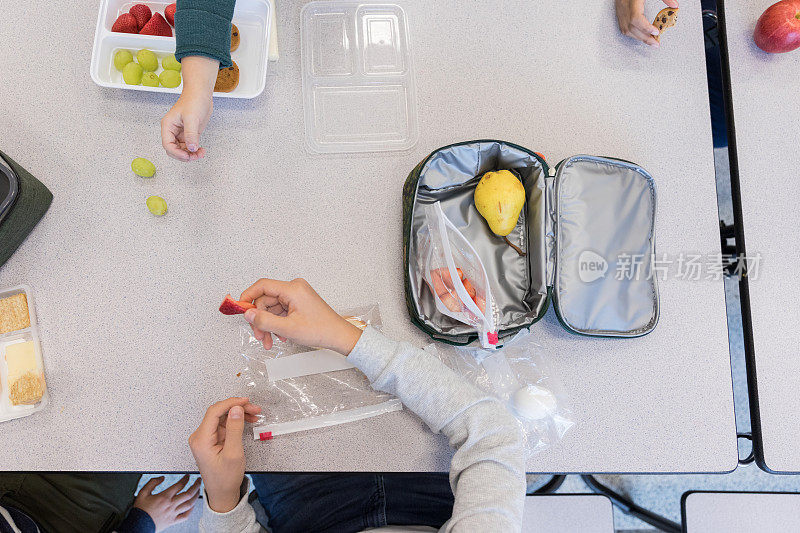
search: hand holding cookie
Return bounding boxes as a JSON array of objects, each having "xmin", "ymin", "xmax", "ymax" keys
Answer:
[{"xmin": 615, "ymin": 0, "xmax": 679, "ymax": 48}]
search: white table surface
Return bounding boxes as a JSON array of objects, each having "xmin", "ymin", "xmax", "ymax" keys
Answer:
[
  {"xmin": 724, "ymin": 1, "xmax": 800, "ymax": 473},
  {"xmin": 683, "ymin": 491, "xmax": 800, "ymax": 532},
  {"xmin": 523, "ymin": 495, "xmax": 614, "ymax": 533},
  {"xmin": 0, "ymin": 0, "xmax": 736, "ymax": 471}
]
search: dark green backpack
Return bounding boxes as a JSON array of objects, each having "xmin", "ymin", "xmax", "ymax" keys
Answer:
[{"xmin": 0, "ymin": 151, "xmax": 53, "ymax": 269}]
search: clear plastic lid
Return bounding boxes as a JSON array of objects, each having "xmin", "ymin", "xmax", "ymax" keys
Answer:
[{"xmin": 301, "ymin": 2, "xmax": 418, "ymax": 153}]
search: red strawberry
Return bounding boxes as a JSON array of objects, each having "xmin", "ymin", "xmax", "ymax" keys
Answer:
[
  {"xmin": 129, "ymin": 4, "xmax": 152, "ymax": 31},
  {"xmin": 219, "ymin": 294, "xmax": 256, "ymax": 315},
  {"xmin": 165, "ymin": 3, "xmax": 176, "ymax": 26},
  {"xmin": 139, "ymin": 12, "xmax": 172, "ymax": 36},
  {"xmin": 111, "ymin": 13, "xmax": 139, "ymax": 33}
]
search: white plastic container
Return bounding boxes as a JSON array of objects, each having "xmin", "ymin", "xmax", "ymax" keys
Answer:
[
  {"xmin": 0, "ymin": 285, "xmax": 48, "ymax": 423},
  {"xmin": 90, "ymin": 0, "xmax": 272, "ymax": 99},
  {"xmin": 301, "ymin": 2, "xmax": 418, "ymax": 153}
]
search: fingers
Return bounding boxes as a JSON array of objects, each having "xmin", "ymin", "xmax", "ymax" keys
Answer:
[
  {"xmin": 633, "ymin": 14, "xmax": 660, "ymax": 36},
  {"xmin": 249, "ymin": 295, "xmax": 285, "ymax": 342},
  {"xmin": 185, "ymin": 146, "xmax": 206, "ymax": 161},
  {"xmin": 160, "ymin": 113, "xmax": 207, "ymax": 162},
  {"xmin": 631, "ymin": 26, "xmax": 659, "ymax": 46},
  {"xmin": 662, "ymin": 0, "xmax": 679, "ymax": 7},
  {"xmin": 174, "ymin": 477, "xmax": 202, "ymax": 506},
  {"xmin": 219, "ymin": 402, "xmax": 261, "ymax": 426},
  {"xmin": 251, "ymin": 323, "xmax": 265, "ymax": 342},
  {"xmin": 244, "ymin": 403, "xmax": 262, "ymax": 418},
  {"xmin": 195, "ymin": 397, "xmax": 251, "ymax": 445},
  {"xmin": 139, "ymin": 476, "xmax": 165, "ymax": 496},
  {"xmin": 253, "ymin": 295, "xmax": 284, "ymax": 315},
  {"xmin": 244, "ymin": 309, "xmax": 290, "ymax": 343},
  {"xmin": 627, "ymin": 15, "xmax": 661, "ymax": 46},
  {"xmin": 182, "ymin": 115, "xmax": 202, "ymax": 154},
  {"xmin": 221, "ymin": 405, "xmax": 245, "ymax": 458},
  {"xmin": 226, "ymin": 402, "xmax": 260, "ymax": 424},
  {"xmin": 262, "ymin": 334, "xmax": 274, "ymax": 350},
  {"xmin": 164, "ymin": 474, "xmax": 190, "ymax": 497},
  {"xmin": 240, "ymin": 278, "xmax": 291, "ymax": 305},
  {"xmin": 175, "ymin": 495, "xmax": 198, "ymax": 514},
  {"xmin": 161, "ymin": 114, "xmax": 192, "ymax": 161},
  {"xmin": 642, "ymin": 34, "xmax": 659, "ymax": 47}
]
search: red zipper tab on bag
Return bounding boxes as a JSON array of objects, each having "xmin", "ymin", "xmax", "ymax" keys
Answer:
[{"xmin": 259, "ymin": 432, "xmax": 273, "ymax": 441}]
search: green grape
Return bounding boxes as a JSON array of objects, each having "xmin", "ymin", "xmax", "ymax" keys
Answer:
[
  {"xmin": 141, "ymin": 72, "xmax": 159, "ymax": 87},
  {"xmin": 114, "ymin": 49, "xmax": 133, "ymax": 71},
  {"xmin": 122, "ymin": 62, "xmax": 143, "ymax": 85},
  {"xmin": 162, "ymin": 54, "xmax": 181, "ymax": 72},
  {"xmin": 131, "ymin": 157, "xmax": 156, "ymax": 178},
  {"xmin": 136, "ymin": 49, "xmax": 159, "ymax": 72},
  {"xmin": 146, "ymin": 196, "xmax": 168, "ymax": 216},
  {"xmin": 159, "ymin": 69, "xmax": 181, "ymax": 88}
]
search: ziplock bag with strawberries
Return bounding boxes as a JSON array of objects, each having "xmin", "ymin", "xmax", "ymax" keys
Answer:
[{"xmin": 417, "ymin": 202, "xmax": 499, "ymax": 349}]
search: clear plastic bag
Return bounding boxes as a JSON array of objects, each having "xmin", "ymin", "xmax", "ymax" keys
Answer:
[
  {"xmin": 239, "ymin": 305, "xmax": 402, "ymax": 440},
  {"xmin": 418, "ymin": 202, "xmax": 499, "ymax": 348},
  {"xmin": 425, "ymin": 329, "xmax": 574, "ymax": 457}
]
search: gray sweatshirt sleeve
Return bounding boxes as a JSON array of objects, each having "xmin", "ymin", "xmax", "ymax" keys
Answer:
[
  {"xmin": 199, "ymin": 326, "xmax": 526, "ymax": 532},
  {"xmin": 199, "ymin": 478, "xmax": 263, "ymax": 533},
  {"xmin": 348, "ymin": 326, "xmax": 527, "ymax": 532}
]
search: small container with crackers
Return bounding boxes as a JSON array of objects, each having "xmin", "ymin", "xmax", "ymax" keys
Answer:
[
  {"xmin": 90, "ymin": 0, "xmax": 273, "ymax": 98},
  {"xmin": 0, "ymin": 285, "xmax": 48, "ymax": 421}
]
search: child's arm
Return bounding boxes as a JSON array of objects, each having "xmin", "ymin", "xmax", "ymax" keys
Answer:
[
  {"xmin": 190, "ymin": 398, "xmax": 263, "ymax": 532},
  {"xmin": 175, "ymin": 0, "xmax": 236, "ymax": 69},
  {"xmin": 240, "ymin": 278, "xmax": 527, "ymax": 531},
  {"xmin": 160, "ymin": 56, "xmax": 218, "ymax": 161},
  {"xmin": 346, "ymin": 328, "xmax": 527, "ymax": 531},
  {"xmin": 161, "ymin": 0, "xmax": 236, "ymax": 162}
]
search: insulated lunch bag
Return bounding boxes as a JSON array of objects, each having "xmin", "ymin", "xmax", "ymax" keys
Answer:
[{"xmin": 403, "ymin": 140, "xmax": 659, "ymax": 345}]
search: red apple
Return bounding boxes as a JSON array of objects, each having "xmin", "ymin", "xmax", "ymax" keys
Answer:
[{"xmin": 754, "ymin": 0, "xmax": 800, "ymax": 53}]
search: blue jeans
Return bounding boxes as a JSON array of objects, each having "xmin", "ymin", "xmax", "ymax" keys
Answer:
[{"xmin": 251, "ymin": 473, "xmax": 454, "ymax": 533}]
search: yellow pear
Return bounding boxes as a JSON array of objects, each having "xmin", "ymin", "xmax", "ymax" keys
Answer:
[{"xmin": 474, "ymin": 170, "xmax": 526, "ymax": 236}]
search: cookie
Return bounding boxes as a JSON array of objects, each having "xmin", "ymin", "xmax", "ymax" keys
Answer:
[
  {"xmin": 214, "ymin": 61, "xmax": 239, "ymax": 93},
  {"xmin": 652, "ymin": 7, "xmax": 679, "ymax": 42},
  {"xmin": 231, "ymin": 23, "xmax": 240, "ymax": 52},
  {"xmin": 0, "ymin": 293, "xmax": 30, "ymax": 335},
  {"xmin": 9, "ymin": 371, "xmax": 44, "ymax": 406}
]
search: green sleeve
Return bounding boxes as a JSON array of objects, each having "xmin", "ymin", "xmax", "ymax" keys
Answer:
[{"xmin": 174, "ymin": 0, "xmax": 236, "ymax": 69}]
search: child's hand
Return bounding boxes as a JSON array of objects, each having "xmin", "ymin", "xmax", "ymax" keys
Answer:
[
  {"xmin": 161, "ymin": 93, "xmax": 212, "ymax": 161},
  {"xmin": 160, "ymin": 56, "xmax": 219, "ymax": 162},
  {"xmin": 133, "ymin": 474, "xmax": 200, "ymax": 531},
  {"xmin": 240, "ymin": 278, "xmax": 364, "ymax": 355},
  {"xmin": 188, "ymin": 398, "xmax": 262, "ymax": 514},
  {"xmin": 615, "ymin": 0, "xmax": 679, "ymax": 47}
]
